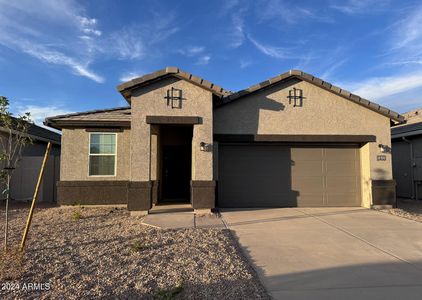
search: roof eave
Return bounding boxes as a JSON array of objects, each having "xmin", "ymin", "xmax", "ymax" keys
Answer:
[
  {"xmin": 216, "ymin": 70, "xmax": 404, "ymax": 123},
  {"xmin": 117, "ymin": 67, "xmax": 230, "ymax": 102},
  {"xmin": 44, "ymin": 120, "xmax": 131, "ymax": 130}
]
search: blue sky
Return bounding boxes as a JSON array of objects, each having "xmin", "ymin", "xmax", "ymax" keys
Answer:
[{"xmin": 1, "ymin": 0, "xmax": 422, "ymax": 126}]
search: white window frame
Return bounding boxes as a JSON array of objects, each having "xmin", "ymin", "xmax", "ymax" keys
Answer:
[{"xmin": 88, "ymin": 132, "xmax": 117, "ymax": 177}]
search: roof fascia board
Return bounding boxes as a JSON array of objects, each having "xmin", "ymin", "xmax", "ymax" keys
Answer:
[
  {"xmin": 0, "ymin": 126, "xmax": 61, "ymax": 145},
  {"xmin": 216, "ymin": 71, "xmax": 403, "ymax": 122}
]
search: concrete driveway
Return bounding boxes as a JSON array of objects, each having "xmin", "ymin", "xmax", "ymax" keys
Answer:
[{"xmin": 221, "ymin": 208, "xmax": 422, "ymax": 300}]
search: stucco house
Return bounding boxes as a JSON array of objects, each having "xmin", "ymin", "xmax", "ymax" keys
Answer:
[
  {"xmin": 391, "ymin": 108, "xmax": 422, "ymax": 200},
  {"xmin": 45, "ymin": 67, "xmax": 403, "ymax": 213}
]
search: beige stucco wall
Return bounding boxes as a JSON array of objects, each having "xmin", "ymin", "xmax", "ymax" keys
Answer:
[
  {"xmin": 60, "ymin": 128, "xmax": 131, "ymax": 181},
  {"xmin": 130, "ymin": 77, "xmax": 213, "ymax": 182},
  {"xmin": 214, "ymin": 78, "xmax": 393, "ymax": 207}
]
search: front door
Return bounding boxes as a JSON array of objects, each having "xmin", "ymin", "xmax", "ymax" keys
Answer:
[{"xmin": 162, "ymin": 145, "xmax": 191, "ymax": 202}]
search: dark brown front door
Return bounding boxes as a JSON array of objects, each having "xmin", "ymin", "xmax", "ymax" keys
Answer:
[{"xmin": 162, "ymin": 145, "xmax": 191, "ymax": 202}]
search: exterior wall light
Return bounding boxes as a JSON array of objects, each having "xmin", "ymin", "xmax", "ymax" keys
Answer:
[
  {"xmin": 200, "ymin": 142, "xmax": 212, "ymax": 152},
  {"xmin": 378, "ymin": 144, "xmax": 391, "ymax": 154}
]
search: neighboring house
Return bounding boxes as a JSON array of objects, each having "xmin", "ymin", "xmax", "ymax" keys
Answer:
[
  {"xmin": 0, "ymin": 121, "xmax": 61, "ymax": 202},
  {"xmin": 45, "ymin": 67, "xmax": 403, "ymax": 213},
  {"xmin": 391, "ymin": 108, "xmax": 422, "ymax": 200}
]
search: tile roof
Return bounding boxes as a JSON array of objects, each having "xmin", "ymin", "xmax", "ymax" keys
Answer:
[
  {"xmin": 391, "ymin": 121, "xmax": 422, "ymax": 138},
  {"xmin": 0, "ymin": 118, "xmax": 61, "ymax": 143},
  {"xmin": 217, "ymin": 70, "xmax": 404, "ymax": 122},
  {"xmin": 117, "ymin": 67, "xmax": 232, "ymax": 101},
  {"xmin": 45, "ymin": 68, "xmax": 405, "ymax": 130},
  {"xmin": 401, "ymin": 108, "xmax": 422, "ymax": 125},
  {"xmin": 27, "ymin": 124, "xmax": 61, "ymax": 143},
  {"xmin": 44, "ymin": 107, "xmax": 131, "ymax": 129}
]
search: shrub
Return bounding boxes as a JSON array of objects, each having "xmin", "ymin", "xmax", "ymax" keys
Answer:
[
  {"xmin": 130, "ymin": 240, "xmax": 146, "ymax": 252},
  {"xmin": 72, "ymin": 203, "xmax": 83, "ymax": 220},
  {"xmin": 153, "ymin": 282, "xmax": 184, "ymax": 300}
]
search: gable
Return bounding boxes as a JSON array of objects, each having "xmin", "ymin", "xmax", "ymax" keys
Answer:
[
  {"xmin": 214, "ymin": 78, "xmax": 391, "ymax": 137},
  {"xmin": 216, "ymin": 70, "xmax": 403, "ymax": 123},
  {"xmin": 117, "ymin": 67, "xmax": 231, "ymax": 102}
]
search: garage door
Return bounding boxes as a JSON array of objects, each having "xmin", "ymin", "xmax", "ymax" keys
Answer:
[{"xmin": 218, "ymin": 144, "xmax": 361, "ymax": 207}]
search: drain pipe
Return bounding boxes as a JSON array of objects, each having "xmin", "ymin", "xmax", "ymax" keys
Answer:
[{"xmin": 402, "ymin": 137, "xmax": 415, "ymax": 199}]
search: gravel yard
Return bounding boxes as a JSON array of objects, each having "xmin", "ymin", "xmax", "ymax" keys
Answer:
[
  {"xmin": 381, "ymin": 198, "xmax": 422, "ymax": 223},
  {"xmin": 0, "ymin": 205, "xmax": 269, "ymax": 299}
]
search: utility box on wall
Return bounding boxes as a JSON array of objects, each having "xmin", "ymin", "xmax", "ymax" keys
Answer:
[
  {"xmin": 371, "ymin": 180, "xmax": 397, "ymax": 207},
  {"xmin": 414, "ymin": 158, "xmax": 422, "ymax": 181}
]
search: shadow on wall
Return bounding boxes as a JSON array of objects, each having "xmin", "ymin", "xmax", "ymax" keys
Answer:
[
  {"xmin": 373, "ymin": 168, "xmax": 397, "ymax": 206},
  {"xmin": 229, "ymin": 79, "xmax": 299, "ymax": 135},
  {"xmin": 373, "ymin": 168, "xmax": 389, "ymax": 180},
  {"xmin": 217, "ymin": 144, "xmax": 300, "ymax": 208}
]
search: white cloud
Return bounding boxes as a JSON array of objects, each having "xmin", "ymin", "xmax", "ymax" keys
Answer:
[
  {"xmin": 0, "ymin": 0, "xmax": 104, "ymax": 82},
  {"xmin": 219, "ymin": 0, "xmax": 240, "ymax": 15},
  {"xmin": 343, "ymin": 72, "xmax": 422, "ymax": 100},
  {"xmin": 330, "ymin": 0, "xmax": 390, "ymax": 14},
  {"xmin": 391, "ymin": 5, "xmax": 422, "ymax": 58},
  {"xmin": 239, "ymin": 59, "xmax": 252, "ymax": 69},
  {"xmin": 0, "ymin": 1, "xmax": 181, "ymax": 82},
  {"xmin": 248, "ymin": 36, "xmax": 292, "ymax": 59},
  {"xmin": 230, "ymin": 13, "xmax": 245, "ymax": 48},
  {"xmin": 389, "ymin": 60, "xmax": 422, "ymax": 66},
  {"xmin": 179, "ymin": 46, "xmax": 205, "ymax": 57},
  {"xmin": 187, "ymin": 46, "xmax": 205, "ymax": 55},
  {"xmin": 77, "ymin": 16, "xmax": 102, "ymax": 36},
  {"xmin": 107, "ymin": 14, "xmax": 179, "ymax": 61},
  {"xmin": 321, "ymin": 59, "xmax": 348, "ymax": 81},
  {"xmin": 196, "ymin": 55, "xmax": 211, "ymax": 65},
  {"xmin": 109, "ymin": 28, "xmax": 146, "ymax": 60},
  {"xmin": 257, "ymin": 0, "xmax": 332, "ymax": 24},
  {"xmin": 119, "ymin": 71, "xmax": 145, "ymax": 82},
  {"xmin": 5, "ymin": 37, "xmax": 104, "ymax": 83},
  {"xmin": 14, "ymin": 104, "xmax": 72, "ymax": 126}
]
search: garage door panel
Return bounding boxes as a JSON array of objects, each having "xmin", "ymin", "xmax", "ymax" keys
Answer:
[
  {"xmin": 326, "ymin": 194, "xmax": 360, "ymax": 206},
  {"xmin": 220, "ymin": 176, "xmax": 292, "ymax": 192},
  {"xmin": 297, "ymin": 194, "xmax": 325, "ymax": 207},
  {"xmin": 292, "ymin": 176, "xmax": 324, "ymax": 193},
  {"xmin": 291, "ymin": 161, "xmax": 323, "ymax": 176},
  {"xmin": 324, "ymin": 148, "xmax": 357, "ymax": 160},
  {"xmin": 218, "ymin": 144, "xmax": 361, "ymax": 207},
  {"xmin": 326, "ymin": 161, "xmax": 357, "ymax": 174},
  {"xmin": 291, "ymin": 148, "xmax": 323, "ymax": 160}
]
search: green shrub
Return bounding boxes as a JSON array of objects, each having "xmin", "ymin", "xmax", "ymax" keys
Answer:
[
  {"xmin": 130, "ymin": 240, "xmax": 146, "ymax": 252},
  {"xmin": 153, "ymin": 282, "xmax": 184, "ymax": 300},
  {"xmin": 72, "ymin": 209, "xmax": 82, "ymax": 220},
  {"xmin": 72, "ymin": 203, "xmax": 83, "ymax": 220}
]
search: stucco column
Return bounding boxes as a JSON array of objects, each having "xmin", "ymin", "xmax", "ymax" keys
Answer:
[
  {"xmin": 128, "ymin": 112, "xmax": 152, "ymax": 211},
  {"xmin": 150, "ymin": 125, "xmax": 159, "ymax": 204},
  {"xmin": 191, "ymin": 114, "xmax": 215, "ymax": 210}
]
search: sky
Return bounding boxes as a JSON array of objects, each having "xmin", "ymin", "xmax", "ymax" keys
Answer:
[{"xmin": 1, "ymin": 0, "xmax": 422, "ymax": 126}]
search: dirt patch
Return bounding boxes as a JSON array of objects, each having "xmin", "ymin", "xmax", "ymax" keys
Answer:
[
  {"xmin": 0, "ymin": 206, "xmax": 269, "ymax": 299},
  {"xmin": 381, "ymin": 198, "xmax": 422, "ymax": 223}
]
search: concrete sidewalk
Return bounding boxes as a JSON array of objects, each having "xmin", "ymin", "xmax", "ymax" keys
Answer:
[
  {"xmin": 142, "ymin": 210, "xmax": 225, "ymax": 229},
  {"xmin": 221, "ymin": 208, "xmax": 422, "ymax": 300}
]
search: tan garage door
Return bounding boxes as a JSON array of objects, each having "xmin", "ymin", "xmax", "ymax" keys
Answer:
[{"xmin": 218, "ymin": 144, "xmax": 361, "ymax": 207}]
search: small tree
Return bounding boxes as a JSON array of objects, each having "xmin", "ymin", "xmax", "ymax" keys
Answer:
[{"xmin": 0, "ymin": 96, "xmax": 32, "ymax": 251}]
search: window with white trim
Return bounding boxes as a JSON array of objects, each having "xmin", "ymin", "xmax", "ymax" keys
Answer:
[{"xmin": 89, "ymin": 133, "xmax": 116, "ymax": 176}]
